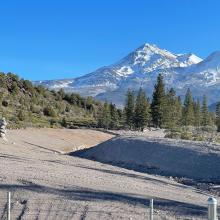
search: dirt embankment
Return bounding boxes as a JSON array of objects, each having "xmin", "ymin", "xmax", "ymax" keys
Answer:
[
  {"xmin": 7, "ymin": 128, "xmax": 114, "ymax": 153},
  {"xmin": 73, "ymin": 135, "xmax": 220, "ymax": 183}
]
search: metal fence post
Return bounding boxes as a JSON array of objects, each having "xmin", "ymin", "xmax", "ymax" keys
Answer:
[
  {"xmin": 150, "ymin": 198, "xmax": 153, "ymax": 220},
  {"xmin": 208, "ymin": 197, "xmax": 217, "ymax": 220},
  {"xmin": 7, "ymin": 191, "xmax": 11, "ymax": 220}
]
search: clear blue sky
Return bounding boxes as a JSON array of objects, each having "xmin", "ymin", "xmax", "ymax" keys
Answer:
[{"xmin": 0, "ymin": 0, "xmax": 219, "ymax": 80}]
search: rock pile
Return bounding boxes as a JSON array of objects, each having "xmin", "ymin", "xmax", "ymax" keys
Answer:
[{"xmin": 0, "ymin": 118, "xmax": 7, "ymax": 141}]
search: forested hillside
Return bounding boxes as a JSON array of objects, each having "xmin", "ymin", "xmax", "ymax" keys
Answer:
[
  {"xmin": 0, "ymin": 72, "xmax": 122, "ymax": 129},
  {"xmin": 1, "ymin": 72, "xmax": 220, "ymax": 142}
]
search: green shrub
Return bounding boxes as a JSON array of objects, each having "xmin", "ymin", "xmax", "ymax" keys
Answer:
[
  {"xmin": 180, "ymin": 131, "xmax": 192, "ymax": 140},
  {"xmin": 30, "ymin": 105, "xmax": 41, "ymax": 114},
  {"xmin": 2, "ymin": 100, "xmax": 9, "ymax": 107},
  {"xmin": 17, "ymin": 110, "xmax": 26, "ymax": 121},
  {"xmin": 165, "ymin": 131, "xmax": 181, "ymax": 139},
  {"xmin": 43, "ymin": 106, "xmax": 57, "ymax": 117}
]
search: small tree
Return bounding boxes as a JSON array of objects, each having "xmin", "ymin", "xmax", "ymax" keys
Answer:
[
  {"xmin": 61, "ymin": 117, "xmax": 67, "ymax": 127},
  {"xmin": 18, "ymin": 110, "xmax": 26, "ymax": 121},
  {"xmin": 43, "ymin": 106, "xmax": 57, "ymax": 117}
]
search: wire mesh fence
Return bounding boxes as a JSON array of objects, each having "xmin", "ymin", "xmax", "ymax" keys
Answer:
[{"xmin": 0, "ymin": 190, "xmax": 219, "ymax": 220}]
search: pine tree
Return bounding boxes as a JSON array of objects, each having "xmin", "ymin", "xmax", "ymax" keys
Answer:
[
  {"xmin": 102, "ymin": 102, "xmax": 111, "ymax": 129},
  {"xmin": 109, "ymin": 103, "xmax": 119, "ymax": 129},
  {"xmin": 193, "ymin": 99, "xmax": 201, "ymax": 127},
  {"xmin": 216, "ymin": 102, "xmax": 220, "ymax": 132},
  {"xmin": 124, "ymin": 89, "xmax": 135, "ymax": 129},
  {"xmin": 134, "ymin": 88, "xmax": 150, "ymax": 131},
  {"xmin": 151, "ymin": 74, "xmax": 166, "ymax": 128},
  {"xmin": 201, "ymin": 95, "xmax": 209, "ymax": 126},
  {"xmin": 176, "ymin": 96, "xmax": 183, "ymax": 127},
  {"xmin": 97, "ymin": 102, "xmax": 111, "ymax": 129},
  {"xmin": 182, "ymin": 89, "xmax": 195, "ymax": 126},
  {"xmin": 163, "ymin": 88, "xmax": 182, "ymax": 129}
]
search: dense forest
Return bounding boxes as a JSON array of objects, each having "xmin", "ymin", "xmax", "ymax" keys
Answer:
[{"xmin": 0, "ymin": 72, "xmax": 220, "ymax": 139}]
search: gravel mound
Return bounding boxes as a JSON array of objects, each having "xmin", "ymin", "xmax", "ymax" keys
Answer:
[{"xmin": 73, "ymin": 136, "xmax": 220, "ymax": 182}]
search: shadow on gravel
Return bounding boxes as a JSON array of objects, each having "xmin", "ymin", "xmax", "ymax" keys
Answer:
[
  {"xmin": 70, "ymin": 136, "xmax": 220, "ymax": 183},
  {"xmin": 0, "ymin": 183, "xmax": 208, "ymax": 217},
  {"xmin": 73, "ymin": 164, "xmax": 190, "ymax": 190}
]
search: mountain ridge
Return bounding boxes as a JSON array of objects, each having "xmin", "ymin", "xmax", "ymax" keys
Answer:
[{"xmin": 34, "ymin": 43, "xmax": 220, "ymax": 106}]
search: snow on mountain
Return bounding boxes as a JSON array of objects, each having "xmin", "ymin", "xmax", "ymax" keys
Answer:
[{"xmin": 34, "ymin": 44, "xmax": 220, "ymax": 106}]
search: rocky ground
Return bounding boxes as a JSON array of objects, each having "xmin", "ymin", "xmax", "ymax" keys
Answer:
[{"xmin": 0, "ymin": 128, "xmax": 219, "ymax": 219}]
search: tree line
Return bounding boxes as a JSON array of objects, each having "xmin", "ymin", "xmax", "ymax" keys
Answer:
[
  {"xmin": 1, "ymin": 72, "xmax": 219, "ymax": 131},
  {"xmin": 123, "ymin": 74, "xmax": 217, "ymax": 131}
]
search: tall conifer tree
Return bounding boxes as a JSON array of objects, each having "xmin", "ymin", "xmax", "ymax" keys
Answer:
[
  {"xmin": 109, "ymin": 103, "xmax": 119, "ymax": 129},
  {"xmin": 193, "ymin": 99, "xmax": 201, "ymax": 127},
  {"xmin": 134, "ymin": 88, "xmax": 150, "ymax": 131},
  {"xmin": 124, "ymin": 90, "xmax": 135, "ymax": 129},
  {"xmin": 216, "ymin": 102, "xmax": 220, "ymax": 132},
  {"xmin": 101, "ymin": 102, "xmax": 111, "ymax": 129},
  {"xmin": 201, "ymin": 95, "xmax": 209, "ymax": 126},
  {"xmin": 163, "ymin": 88, "xmax": 182, "ymax": 129},
  {"xmin": 182, "ymin": 89, "xmax": 195, "ymax": 126},
  {"xmin": 151, "ymin": 74, "xmax": 166, "ymax": 128}
]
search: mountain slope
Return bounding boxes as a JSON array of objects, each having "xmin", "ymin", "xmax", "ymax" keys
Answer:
[
  {"xmin": 35, "ymin": 44, "xmax": 220, "ymax": 106},
  {"xmin": 0, "ymin": 73, "xmax": 102, "ymax": 128}
]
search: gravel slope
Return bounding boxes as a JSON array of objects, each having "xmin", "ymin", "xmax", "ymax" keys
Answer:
[
  {"xmin": 0, "ymin": 129, "xmax": 219, "ymax": 219},
  {"xmin": 73, "ymin": 135, "xmax": 220, "ymax": 182}
]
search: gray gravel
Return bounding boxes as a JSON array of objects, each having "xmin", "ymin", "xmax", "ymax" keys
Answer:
[{"xmin": 0, "ymin": 129, "xmax": 219, "ymax": 219}]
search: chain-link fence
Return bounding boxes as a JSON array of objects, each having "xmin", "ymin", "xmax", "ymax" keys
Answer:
[{"xmin": 0, "ymin": 190, "xmax": 219, "ymax": 220}]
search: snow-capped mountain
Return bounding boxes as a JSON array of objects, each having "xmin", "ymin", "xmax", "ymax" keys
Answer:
[{"xmin": 35, "ymin": 43, "xmax": 220, "ymax": 106}]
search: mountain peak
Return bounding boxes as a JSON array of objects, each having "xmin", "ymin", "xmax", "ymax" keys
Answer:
[
  {"xmin": 137, "ymin": 43, "xmax": 176, "ymax": 58},
  {"xmin": 142, "ymin": 43, "xmax": 158, "ymax": 50},
  {"xmin": 35, "ymin": 44, "xmax": 219, "ymax": 106}
]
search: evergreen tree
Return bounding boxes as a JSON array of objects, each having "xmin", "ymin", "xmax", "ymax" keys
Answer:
[
  {"xmin": 193, "ymin": 99, "xmax": 201, "ymax": 127},
  {"xmin": 134, "ymin": 88, "xmax": 150, "ymax": 131},
  {"xmin": 201, "ymin": 95, "xmax": 209, "ymax": 126},
  {"xmin": 109, "ymin": 103, "xmax": 119, "ymax": 129},
  {"xmin": 101, "ymin": 102, "xmax": 111, "ymax": 129},
  {"xmin": 151, "ymin": 74, "xmax": 166, "ymax": 128},
  {"xmin": 182, "ymin": 89, "xmax": 195, "ymax": 126},
  {"xmin": 216, "ymin": 102, "xmax": 220, "ymax": 132},
  {"xmin": 163, "ymin": 88, "xmax": 182, "ymax": 129},
  {"xmin": 176, "ymin": 96, "xmax": 183, "ymax": 127},
  {"xmin": 124, "ymin": 89, "xmax": 135, "ymax": 129}
]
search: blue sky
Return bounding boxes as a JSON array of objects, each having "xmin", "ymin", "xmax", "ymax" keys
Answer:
[{"xmin": 0, "ymin": 0, "xmax": 219, "ymax": 80}]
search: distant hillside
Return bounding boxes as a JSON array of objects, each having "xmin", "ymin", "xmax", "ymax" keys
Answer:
[{"xmin": 0, "ymin": 72, "xmax": 110, "ymax": 129}]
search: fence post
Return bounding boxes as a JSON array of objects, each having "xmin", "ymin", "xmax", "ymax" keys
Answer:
[
  {"xmin": 208, "ymin": 197, "xmax": 217, "ymax": 220},
  {"xmin": 7, "ymin": 191, "xmax": 11, "ymax": 220},
  {"xmin": 150, "ymin": 198, "xmax": 153, "ymax": 220}
]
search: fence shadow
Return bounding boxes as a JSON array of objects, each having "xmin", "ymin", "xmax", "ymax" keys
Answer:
[{"xmin": 0, "ymin": 183, "xmax": 208, "ymax": 217}]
